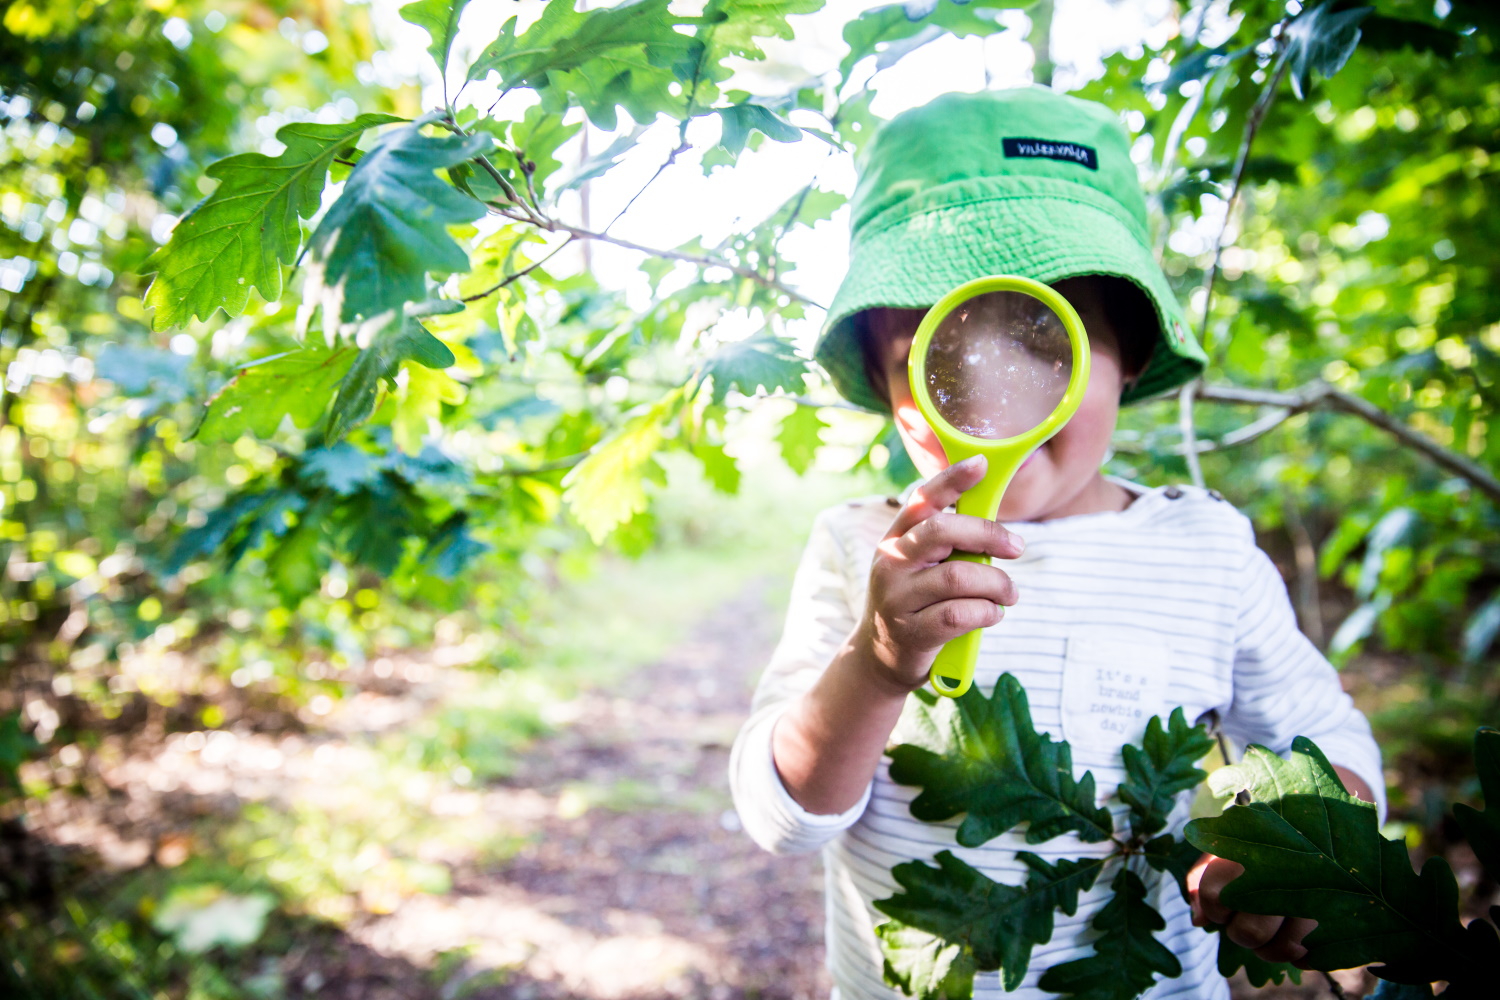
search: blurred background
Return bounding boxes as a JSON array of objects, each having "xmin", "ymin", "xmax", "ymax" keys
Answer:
[{"xmin": 0, "ymin": 0, "xmax": 1496, "ymax": 997}]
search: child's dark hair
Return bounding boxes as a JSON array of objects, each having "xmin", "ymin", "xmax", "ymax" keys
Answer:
[{"xmin": 856, "ymin": 275, "xmax": 1158, "ymax": 410}]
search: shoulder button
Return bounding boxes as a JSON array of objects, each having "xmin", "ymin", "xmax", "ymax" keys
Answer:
[
  {"xmin": 1207, "ymin": 489, "xmax": 1225, "ymax": 502},
  {"xmin": 886, "ymin": 496, "xmax": 901, "ymax": 508},
  {"xmin": 1164, "ymin": 486, "xmax": 1184, "ymax": 500}
]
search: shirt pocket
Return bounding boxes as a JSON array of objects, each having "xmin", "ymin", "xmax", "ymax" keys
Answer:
[{"xmin": 1059, "ymin": 628, "xmax": 1174, "ymax": 751}]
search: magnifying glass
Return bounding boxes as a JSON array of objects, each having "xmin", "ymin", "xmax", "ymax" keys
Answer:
[{"xmin": 907, "ymin": 275, "xmax": 1092, "ymax": 698}]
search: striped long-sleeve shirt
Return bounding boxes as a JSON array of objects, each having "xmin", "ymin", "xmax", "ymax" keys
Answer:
[{"xmin": 728, "ymin": 480, "xmax": 1384, "ymax": 1000}]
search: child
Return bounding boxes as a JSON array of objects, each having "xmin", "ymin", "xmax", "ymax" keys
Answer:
[{"xmin": 728, "ymin": 87, "xmax": 1383, "ymax": 999}]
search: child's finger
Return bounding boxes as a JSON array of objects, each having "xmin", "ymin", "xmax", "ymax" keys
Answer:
[
  {"xmin": 1192, "ymin": 857, "xmax": 1243, "ymax": 925},
  {"xmin": 882, "ymin": 456, "xmax": 987, "ymax": 541},
  {"xmin": 1255, "ymin": 917, "xmax": 1316, "ymax": 964},
  {"xmin": 906, "ymin": 559, "xmax": 1019, "ymax": 610},
  {"xmin": 894, "ymin": 512, "xmax": 1025, "ymax": 565},
  {"xmin": 910, "ymin": 598, "xmax": 1004, "ymax": 643},
  {"xmin": 1226, "ymin": 911, "xmax": 1284, "ymax": 952}
]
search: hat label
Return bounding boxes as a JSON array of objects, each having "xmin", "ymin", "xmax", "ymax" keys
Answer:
[{"xmin": 1003, "ymin": 137, "xmax": 1098, "ymax": 171}]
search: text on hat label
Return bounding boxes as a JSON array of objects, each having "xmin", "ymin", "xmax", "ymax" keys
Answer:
[{"xmin": 1002, "ymin": 137, "xmax": 1099, "ymax": 170}]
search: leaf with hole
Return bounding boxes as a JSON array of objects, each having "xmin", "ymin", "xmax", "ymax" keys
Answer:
[{"xmin": 1185, "ymin": 738, "xmax": 1498, "ymax": 983}]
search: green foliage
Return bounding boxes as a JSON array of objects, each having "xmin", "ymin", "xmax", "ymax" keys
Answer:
[
  {"xmin": 698, "ymin": 333, "xmax": 808, "ymax": 403},
  {"xmin": 143, "ymin": 114, "xmax": 402, "ymax": 330},
  {"xmin": 1185, "ymin": 736, "xmax": 1500, "ymax": 991},
  {"xmin": 323, "ymin": 315, "xmax": 457, "ymax": 444},
  {"xmin": 4, "ymin": 0, "xmax": 1500, "ymax": 990},
  {"xmin": 1118, "ymin": 708, "xmax": 1215, "ymax": 838},
  {"xmin": 877, "ymin": 677, "xmax": 1211, "ymax": 1000},
  {"xmin": 401, "ymin": 0, "xmax": 472, "ymax": 76},
  {"xmin": 194, "ymin": 345, "xmax": 359, "ymax": 442},
  {"xmin": 887, "ymin": 675, "xmax": 1114, "ymax": 847},
  {"xmin": 1453, "ymin": 728, "xmax": 1500, "ymax": 877},
  {"xmin": 1034, "ymin": 869, "xmax": 1182, "ymax": 1000},
  {"xmin": 838, "ymin": 0, "xmax": 1026, "ymax": 81},
  {"xmin": 303, "ymin": 121, "xmax": 490, "ymax": 325},
  {"xmin": 1214, "ymin": 931, "xmax": 1302, "ymax": 989},
  {"xmin": 0, "ymin": 710, "xmax": 38, "ymax": 793},
  {"xmin": 562, "ymin": 393, "xmax": 677, "ymax": 542},
  {"xmin": 875, "ymin": 850, "xmax": 1104, "ymax": 993},
  {"xmin": 776, "ymin": 404, "xmax": 827, "ymax": 475},
  {"xmin": 468, "ymin": 0, "xmax": 700, "ymax": 128},
  {"xmin": 1281, "ymin": 3, "xmax": 1373, "ymax": 100},
  {"xmin": 715, "ymin": 102, "xmax": 802, "ymax": 155}
]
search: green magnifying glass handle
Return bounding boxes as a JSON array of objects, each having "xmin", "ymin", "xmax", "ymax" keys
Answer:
[{"xmin": 926, "ymin": 455, "xmax": 1025, "ymax": 698}]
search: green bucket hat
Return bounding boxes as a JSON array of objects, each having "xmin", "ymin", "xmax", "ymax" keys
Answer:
[{"xmin": 816, "ymin": 86, "xmax": 1207, "ymax": 413}]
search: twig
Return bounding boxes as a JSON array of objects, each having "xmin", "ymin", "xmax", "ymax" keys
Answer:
[
  {"xmin": 477, "ymin": 152, "xmax": 546, "ymax": 225},
  {"xmin": 603, "ymin": 47, "xmax": 703, "ymax": 236},
  {"xmin": 494, "ymin": 452, "xmax": 590, "ymax": 476},
  {"xmin": 543, "ymin": 221, "xmax": 825, "ymax": 309},
  {"xmin": 432, "ymin": 116, "xmax": 547, "ymax": 226},
  {"xmin": 1196, "ymin": 28, "xmax": 1292, "ymax": 349},
  {"xmin": 1284, "ymin": 494, "xmax": 1325, "ymax": 648},
  {"xmin": 602, "ymin": 135, "xmax": 690, "ymax": 235},
  {"xmin": 460, "ymin": 237, "xmax": 574, "ymax": 303},
  {"xmin": 1178, "ymin": 380, "xmax": 1206, "ymax": 488}
]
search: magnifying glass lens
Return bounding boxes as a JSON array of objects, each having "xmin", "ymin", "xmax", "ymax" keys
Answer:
[{"xmin": 923, "ymin": 290, "xmax": 1075, "ymax": 440}]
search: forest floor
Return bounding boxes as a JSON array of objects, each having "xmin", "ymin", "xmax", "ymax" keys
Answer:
[{"xmin": 16, "ymin": 560, "xmax": 1384, "ymax": 1000}]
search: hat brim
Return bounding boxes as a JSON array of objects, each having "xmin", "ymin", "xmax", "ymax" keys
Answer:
[{"xmin": 816, "ymin": 182, "xmax": 1207, "ymax": 412}]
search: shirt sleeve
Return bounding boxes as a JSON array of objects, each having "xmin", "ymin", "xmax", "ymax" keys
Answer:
[
  {"xmin": 728, "ymin": 505, "xmax": 875, "ymax": 854},
  {"xmin": 1221, "ymin": 540, "xmax": 1387, "ymax": 820}
]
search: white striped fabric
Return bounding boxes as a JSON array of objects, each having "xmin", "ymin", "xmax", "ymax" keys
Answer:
[{"xmin": 728, "ymin": 481, "xmax": 1384, "ymax": 1000}]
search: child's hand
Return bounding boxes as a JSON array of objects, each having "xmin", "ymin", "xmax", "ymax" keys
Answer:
[
  {"xmin": 856, "ymin": 455, "xmax": 1025, "ymax": 692},
  {"xmin": 1187, "ymin": 853, "xmax": 1317, "ymax": 965}
]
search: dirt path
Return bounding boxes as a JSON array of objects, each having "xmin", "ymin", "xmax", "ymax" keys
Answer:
[{"xmin": 347, "ymin": 578, "xmax": 830, "ymax": 1000}]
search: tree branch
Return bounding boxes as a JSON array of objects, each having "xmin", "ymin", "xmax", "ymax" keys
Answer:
[
  {"xmin": 1178, "ymin": 381, "xmax": 1206, "ymax": 487},
  {"xmin": 1193, "ymin": 380, "xmax": 1500, "ymax": 505}
]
